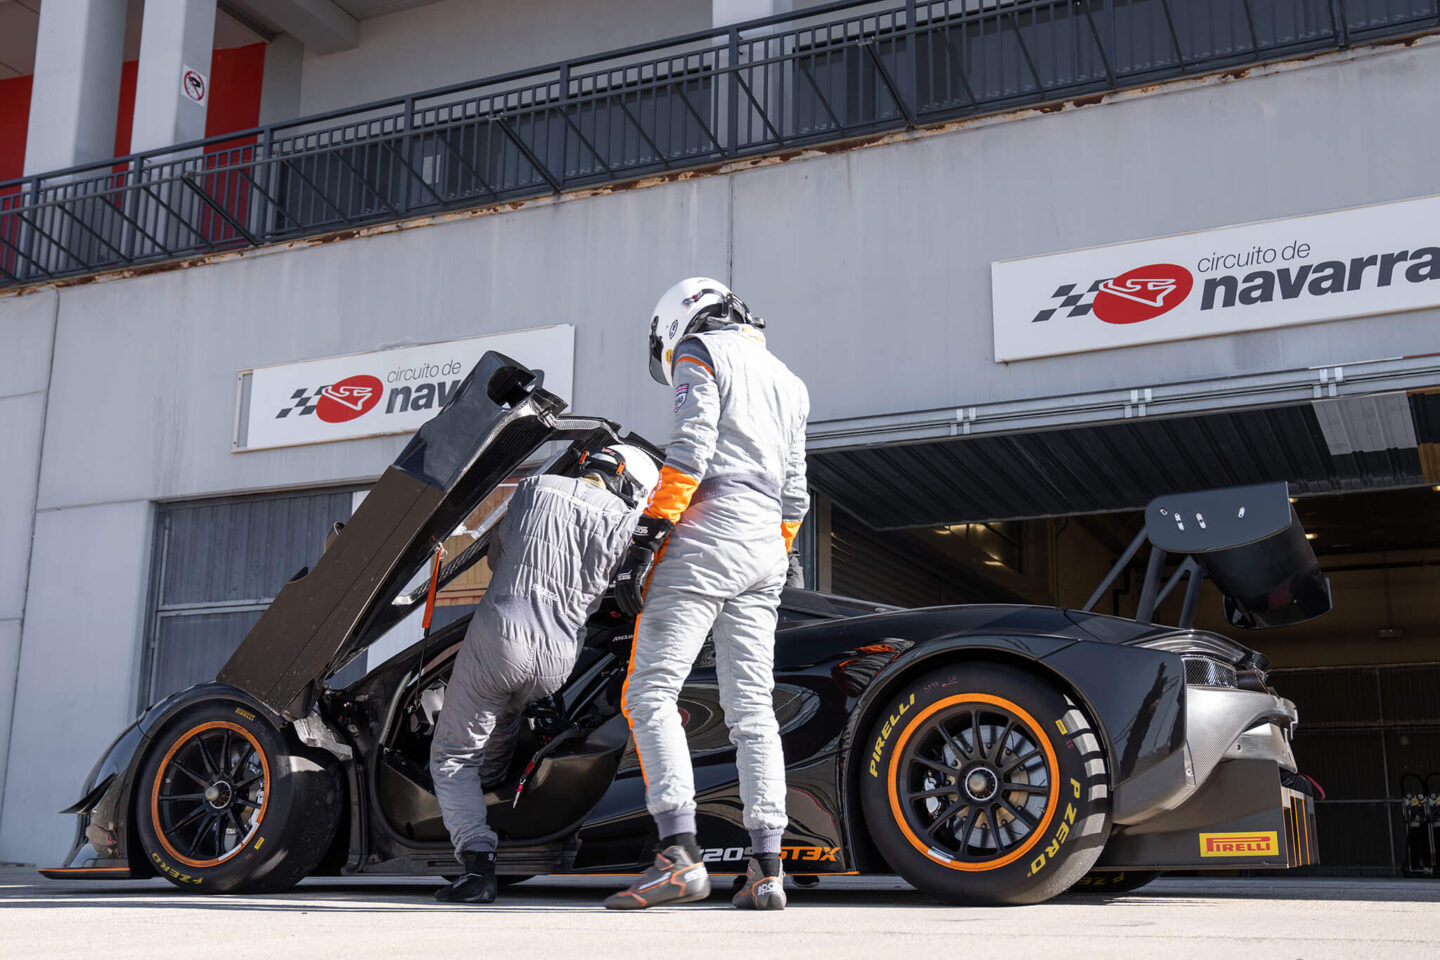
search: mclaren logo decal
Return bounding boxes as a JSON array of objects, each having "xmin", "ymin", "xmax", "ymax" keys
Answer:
[{"xmin": 1199, "ymin": 831, "xmax": 1279, "ymax": 857}]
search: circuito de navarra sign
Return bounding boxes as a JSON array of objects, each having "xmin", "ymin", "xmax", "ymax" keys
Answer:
[
  {"xmin": 990, "ymin": 194, "xmax": 1440, "ymax": 362},
  {"xmin": 236, "ymin": 326, "xmax": 574, "ymax": 451}
]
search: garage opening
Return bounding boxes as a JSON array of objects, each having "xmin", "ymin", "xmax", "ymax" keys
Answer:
[{"xmin": 807, "ymin": 397, "xmax": 1440, "ymax": 877}]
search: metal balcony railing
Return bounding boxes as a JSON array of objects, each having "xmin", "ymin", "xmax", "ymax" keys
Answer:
[{"xmin": 1, "ymin": 0, "xmax": 1436, "ymax": 289}]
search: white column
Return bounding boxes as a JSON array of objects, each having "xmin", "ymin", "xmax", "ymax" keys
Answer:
[
  {"xmin": 712, "ymin": 0, "xmax": 793, "ymax": 155},
  {"xmin": 22, "ymin": 0, "xmax": 126, "ymax": 175},
  {"xmin": 258, "ymin": 34, "xmax": 304, "ymax": 126},
  {"xmin": 713, "ymin": 0, "xmax": 793, "ymax": 28},
  {"xmin": 131, "ymin": 0, "xmax": 218, "ymax": 154}
]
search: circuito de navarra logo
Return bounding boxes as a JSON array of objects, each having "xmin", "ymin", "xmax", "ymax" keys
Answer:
[{"xmin": 316, "ymin": 375, "xmax": 383, "ymax": 422}]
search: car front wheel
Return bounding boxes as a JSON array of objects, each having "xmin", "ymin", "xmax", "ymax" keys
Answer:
[
  {"xmin": 135, "ymin": 701, "xmax": 341, "ymax": 893},
  {"xmin": 859, "ymin": 662, "xmax": 1111, "ymax": 905}
]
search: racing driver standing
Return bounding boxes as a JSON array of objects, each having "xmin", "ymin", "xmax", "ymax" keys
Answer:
[{"xmin": 607, "ymin": 277, "xmax": 810, "ymax": 911}]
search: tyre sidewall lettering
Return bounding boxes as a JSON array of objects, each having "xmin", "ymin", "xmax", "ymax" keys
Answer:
[
  {"xmin": 150, "ymin": 851, "xmax": 202, "ymax": 885},
  {"xmin": 1025, "ymin": 776, "xmax": 1082, "ymax": 878},
  {"xmin": 869, "ymin": 692, "xmax": 916, "ymax": 777}
]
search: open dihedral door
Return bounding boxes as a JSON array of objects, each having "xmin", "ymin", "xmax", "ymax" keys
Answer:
[
  {"xmin": 218, "ymin": 352, "xmax": 567, "ymax": 721},
  {"xmin": 1083, "ymin": 481, "xmax": 1332, "ymax": 630}
]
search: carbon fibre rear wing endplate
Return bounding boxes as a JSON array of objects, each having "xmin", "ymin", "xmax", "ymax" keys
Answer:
[{"xmin": 1082, "ymin": 482, "xmax": 1331, "ymax": 630}]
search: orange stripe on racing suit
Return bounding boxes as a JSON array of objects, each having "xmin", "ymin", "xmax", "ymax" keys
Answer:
[{"xmin": 675, "ymin": 355, "xmax": 714, "ymax": 377}]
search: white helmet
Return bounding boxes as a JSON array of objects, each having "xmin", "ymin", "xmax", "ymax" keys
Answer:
[
  {"xmin": 577, "ymin": 443, "xmax": 660, "ymax": 508},
  {"xmin": 647, "ymin": 277, "xmax": 762, "ymax": 385}
]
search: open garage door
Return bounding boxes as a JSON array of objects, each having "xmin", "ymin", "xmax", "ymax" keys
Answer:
[
  {"xmin": 811, "ymin": 393, "xmax": 1439, "ymax": 530},
  {"xmin": 805, "ymin": 394, "xmax": 1440, "ymax": 878}
]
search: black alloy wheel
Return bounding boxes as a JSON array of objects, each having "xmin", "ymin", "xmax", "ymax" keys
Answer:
[
  {"xmin": 896, "ymin": 699, "xmax": 1054, "ymax": 866},
  {"xmin": 151, "ymin": 721, "xmax": 269, "ymax": 867},
  {"xmin": 136, "ymin": 700, "xmax": 342, "ymax": 893}
]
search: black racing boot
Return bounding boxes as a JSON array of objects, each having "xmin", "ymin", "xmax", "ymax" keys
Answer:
[{"xmin": 435, "ymin": 851, "xmax": 498, "ymax": 904}]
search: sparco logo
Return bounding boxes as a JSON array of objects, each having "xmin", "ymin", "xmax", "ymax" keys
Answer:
[{"xmin": 1032, "ymin": 263, "xmax": 1194, "ymax": 325}]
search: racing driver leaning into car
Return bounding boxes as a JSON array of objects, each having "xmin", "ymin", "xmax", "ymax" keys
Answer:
[
  {"xmin": 430, "ymin": 444, "xmax": 658, "ymax": 904},
  {"xmin": 606, "ymin": 277, "xmax": 810, "ymax": 911}
]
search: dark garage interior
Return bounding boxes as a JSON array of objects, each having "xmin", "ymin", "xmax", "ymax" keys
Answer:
[{"xmin": 809, "ymin": 400, "xmax": 1440, "ymax": 877}]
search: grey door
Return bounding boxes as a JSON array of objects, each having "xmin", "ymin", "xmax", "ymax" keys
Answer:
[{"xmin": 140, "ymin": 488, "xmax": 359, "ymax": 708}]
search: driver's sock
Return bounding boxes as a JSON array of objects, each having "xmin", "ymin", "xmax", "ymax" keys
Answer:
[
  {"xmin": 661, "ymin": 832, "xmax": 702, "ymax": 863},
  {"xmin": 750, "ymin": 827, "xmax": 784, "ymax": 877}
]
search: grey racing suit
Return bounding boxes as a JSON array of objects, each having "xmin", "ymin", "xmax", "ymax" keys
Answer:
[
  {"xmin": 622, "ymin": 323, "xmax": 810, "ymax": 854},
  {"xmin": 431, "ymin": 473, "xmax": 636, "ymax": 857}
]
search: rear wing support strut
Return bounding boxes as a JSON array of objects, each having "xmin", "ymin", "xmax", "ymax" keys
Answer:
[{"xmin": 1081, "ymin": 528, "xmax": 1146, "ymax": 614}]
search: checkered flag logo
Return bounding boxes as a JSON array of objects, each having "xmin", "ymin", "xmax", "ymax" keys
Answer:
[
  {"xmin": 1031, "ymin": 278, "xmax": 1108, "ymax": 323},
  {"xmin": 275, "ymin": 385, "xmax": 328, "ymax": 418}
]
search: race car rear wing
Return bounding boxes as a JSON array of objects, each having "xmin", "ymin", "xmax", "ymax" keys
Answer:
[{"xmin": 1082, "ymin": 482, "xmax": 1331, "ymax": 630}]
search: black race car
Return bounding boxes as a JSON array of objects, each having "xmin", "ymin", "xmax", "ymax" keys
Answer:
[{"xmin": 44, "ymin": 352, "xmax": 1324, "ymax": 905}]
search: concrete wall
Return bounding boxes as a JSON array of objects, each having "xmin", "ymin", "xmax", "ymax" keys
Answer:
[
  {"xmin": 297, "ymin": 0, "xmax": 714, "ymax": 116},
  {"xmin": 0, "ymin": 290, "xmax": 56, "ymax": 834},
  {"xmin": 1, "ymin": 38, "xmax": 1439, "ymax": 865}
]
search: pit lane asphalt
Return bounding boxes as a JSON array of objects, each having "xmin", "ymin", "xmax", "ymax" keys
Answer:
[{"xmin": 2, "ymin": 868, "xmax": 1436, "ymax": 959}]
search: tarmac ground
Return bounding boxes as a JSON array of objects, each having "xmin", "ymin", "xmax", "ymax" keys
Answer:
[{"xmin": 2, "ymin": 868, "xmax": 1437, "ymax": 959}]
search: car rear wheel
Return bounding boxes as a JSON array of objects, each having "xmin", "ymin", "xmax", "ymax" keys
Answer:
[
  {"xmin": 136, "ymin": 701, "xmax": 342, "ymax": 894},
  {"xmin": 859, "ymin": 663, "xmax": 1111, "ymax": 905}
]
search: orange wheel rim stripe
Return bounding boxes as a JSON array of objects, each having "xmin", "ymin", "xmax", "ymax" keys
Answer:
[
  {"xmin": 886, "ymin": 693, "xmax": 1060, "ymax": 872},
  {"xmin": 150, "ymin": 720, "xmax": 269, "ymax": 869}
]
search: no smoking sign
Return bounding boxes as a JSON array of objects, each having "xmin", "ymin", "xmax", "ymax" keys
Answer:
[{"xmin": 181, "ymin": 65, "xmax": 208, "ymax": 106}]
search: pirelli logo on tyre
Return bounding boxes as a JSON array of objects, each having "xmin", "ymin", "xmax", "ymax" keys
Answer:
[{"xmin": 1199, "ymin": 831, "xmax": 1280, "ymax": 857}]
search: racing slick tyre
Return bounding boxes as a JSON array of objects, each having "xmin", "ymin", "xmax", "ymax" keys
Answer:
[
  {"xmin": 135, "ymin": 702, "xmax": 342, "ymax": 894},
  {"xmin": 1069, "ymin": 870, "xmax": 1161, "ymax": 894},
  {"xmin": 860, "ymin": 663, "xmax": 1110, "ymax": 906}
]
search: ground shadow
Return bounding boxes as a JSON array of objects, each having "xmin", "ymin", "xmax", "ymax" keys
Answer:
[
  {"xmin": 5, "ymin": 876, "xmax": 1438, "ymax": 913},
  {"xmin": 0, "ymin": 877, "xmax": 938, "ymax": 914}
]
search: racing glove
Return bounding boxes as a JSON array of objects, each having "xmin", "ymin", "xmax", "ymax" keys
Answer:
[{"xmin": 614, "ymin": 515, "xmax": 674, "ymax": 617}]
